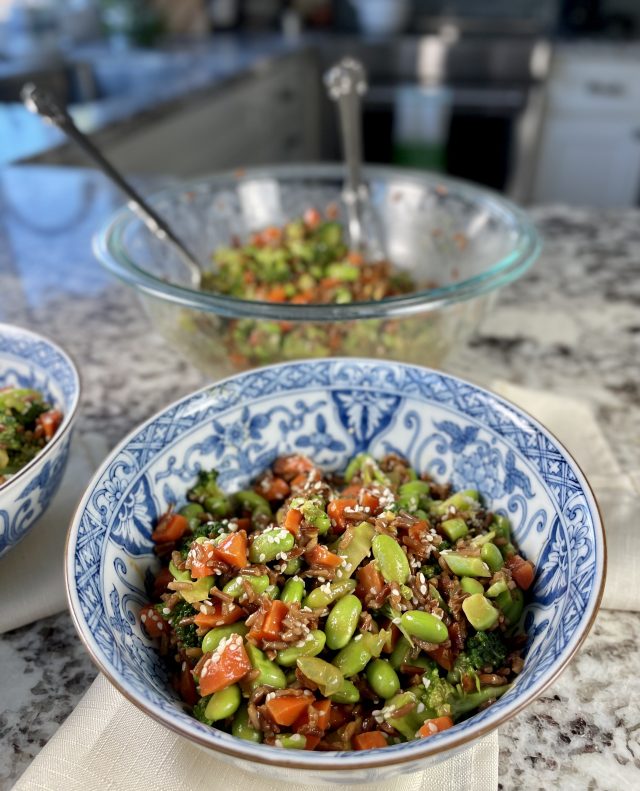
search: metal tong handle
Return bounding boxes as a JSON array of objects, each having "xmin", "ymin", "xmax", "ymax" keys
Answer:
[
  {"xmin": 324, "ymin": 58, "xmax": 368, "ymax": 251},
  {"xmin": 21, "ymin": 83, "xmax": 201, "ymax": 287}
]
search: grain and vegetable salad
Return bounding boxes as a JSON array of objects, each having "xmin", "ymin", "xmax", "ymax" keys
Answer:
[
  {"xmin": 141, "ymin": 453, "xmax": 535, "ymax": 751},
  {"xmin": 196, "ymin": 208, "xmax": 417, "ymax": 368},
  {"xmin": 0, "ymin": 387, "xmax": 63, "ymax": 485}
]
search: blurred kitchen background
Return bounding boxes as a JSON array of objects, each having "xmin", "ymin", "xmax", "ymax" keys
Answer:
[{"xmin": 2, "ymin": 0, "xmax": 640, "ymax": 206}]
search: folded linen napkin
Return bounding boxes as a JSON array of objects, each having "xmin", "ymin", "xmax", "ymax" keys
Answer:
[
  {"xmin": 0, "ymin": 433, "xmax": 108, "ymax": 634},
  {"xmin": 492, "ymin": 381, "xmax": 639, "ymax": 612},
  {"xmin": 12, "ymin": 674, "xmax": 499, "ymax": 791}
]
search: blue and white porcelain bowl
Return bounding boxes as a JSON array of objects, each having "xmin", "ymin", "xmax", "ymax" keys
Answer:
[
  {"xmin": 0, "ymin": 324, "xmax": 80, "ymax": 558},
  {"xmin": 66, "ymin": 359, "xmax": 605, "ymax": 784}
]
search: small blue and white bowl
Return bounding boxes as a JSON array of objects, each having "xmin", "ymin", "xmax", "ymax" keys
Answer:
[
  {"xmin": 66, "ymin": 359, "xmax": 605, "ymax": 784},
  {"xmin": 0, "ymin": 324, "xmax": 80, "ymax": 558}
]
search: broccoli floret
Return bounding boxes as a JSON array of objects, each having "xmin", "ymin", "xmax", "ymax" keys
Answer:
[
  {"xmin": 193, "ymin": 695, "xmax": 213, "ymax": 725},
  {"xmin": 420, "ymin": 666, "xmax": 457, "ymax": 717},
  {"xmin": 178, "ymin": 520, "xmax": 229, "ymax": 559},
  {"xmin": 466, "ymin": 631, "xmax": 508, "ymax": 671},
  {"xmin": 187, "ymin": 470, "xmax": 232, "ymax": 517},
  {"xmin": 156, "ymin": 600, "xmax": 200, "ymax": 649},
  {"xmin": 447, "ymin": 654, "xmax": 480, "ymax": 688},
  {"xmin": 419, "ymin": 563, "xmax": 440, "ymax": 580}
]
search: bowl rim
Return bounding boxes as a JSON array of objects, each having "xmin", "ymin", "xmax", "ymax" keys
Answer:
[
  {"xmin": 0, "ymin": 322, "xmax": 81, "ymax": 495},
  {"xmin": 93, "ymin": 163, "xmax": 542, "ymax": 322},
  {"xmin": 65, "ymin": 358, "xmax": 606, "ymax": 771}
]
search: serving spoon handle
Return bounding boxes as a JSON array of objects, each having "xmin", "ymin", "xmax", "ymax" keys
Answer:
[{"xmin": 21, "ymin": 83, "xmax": 201, "ymax": 287}]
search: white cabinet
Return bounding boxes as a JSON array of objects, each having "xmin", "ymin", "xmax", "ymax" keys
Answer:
[
  {"xmin": 532, "ymin": 47, "xmax": 640, "ymax": 207},
  {"xmin": 30, "ymin": 52, "xmax": 321, "ymax": 176}
]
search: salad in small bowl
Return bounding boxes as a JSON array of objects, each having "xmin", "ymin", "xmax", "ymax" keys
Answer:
[
  {"xmin": 66, "ymin": 359, "xmax": 604, "ymax": 783},
  {"xmin": 0, "ymin": 324, "xmax": 80, "ymax": 558}
]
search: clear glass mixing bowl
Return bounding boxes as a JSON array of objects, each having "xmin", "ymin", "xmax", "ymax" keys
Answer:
[{"xmin": 93, "ymin": 164, "xmax": 541, "ymax": 377}]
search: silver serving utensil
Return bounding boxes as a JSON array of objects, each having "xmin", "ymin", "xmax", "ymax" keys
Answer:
[
  {"xmin": 324, "ymin": 58, "xmax": 384, "ymax": 259},
  {"xmin": 21, "ymin": 83, "xmax": 201, "ymax": 287}
]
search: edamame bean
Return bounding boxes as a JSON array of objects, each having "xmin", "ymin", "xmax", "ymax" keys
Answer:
[
  {"xmin": 283, "ymin": 556, "xmax": 302, "ymax": 576},
  {"xmin": 202, "ymin": 623, "xmax": 248, "ymax": 654},
  {"xmin": 299, "ymin": 499, "xmax": 331, "ymax": 534},
  {"xmin": 431, "ymin": 489, "xmax": 480, "ymax": 516},
  {"xmin": 277, "ymin": 733, "xmax": 307, "ymax": 749},
  {"xmin": 204, "ymin": 684, "xmax": 241, "ymax": 721},
  {"xmin": 460, "ymin": 577, "xmax": 484, "ymax": 596},
  {"xmin": 303, "ymin": 579, "xmax": 356, "ymax": 609},
  {"xmin": 296, "ymin": 657, "xmax": 344, "ymax": 696},
  {"xmin": 462, "ymin": 593, "xmax": 499, "ymax": 631},
  {"xmin": 329, "ymin": 679, "xmax": 360, "ymax": 704},
  {"xmin": 249, "ymin": 528, "xmax": 295, "ymax": 563},
  {"xmin": 234, "ymin": 490, "xmax": 272, "ymax": 518},
  {"xmin": 281, "ymin": 577, "xmax": 305, "ymax": 605},
  {"xmin": 246, "ymin": 644, "xmax": 286, "ymax": 689},
  {"xmin": 366, "ymin": 659, "xmax": 400, "ymax": 700},
  {"xmin": 372, "ymin": 534, "xmax": 410, "ymax": 585},
  {"xmin": 481, "ymin": 542, "xmax": 504, "ymax": 572},
  {"xmin": 204, "ymin": 495, "xmax": 232, "ymax": 518},
  {"xmin": 486, "ymin": 579, "xmax": 508, "ymax": 598},
  {"xmin": 232, "ymin": 705, "xmax": 262, "ymax": 743},
  {"xmin": 492, "ymin": 514, "xmax": 511, "ymax": 541},
  {"xmin": 325, "ymin": 594, "xmax": 362, "ymax": 650},
  {"xmin": 441, "ymin": 552, "xmax": 491, "ymax": 578},
  {"xmin": 396, "ymin": 480, "xmax": 430, "ymax": 513},
  {"xmin": 276, "ymin": 630, "xmax": 326, "ymax": 667},
  {"xmin": 180, "ymin": 575, "xmax": 214, "ymax": 603},
  {"xmin": 223, "ymin": 574, "xmax": 270, "ymax": 599},
  {"xmin": 441, "ymin": 517, "xmax": 469, "ymax": 542},
  {"xmin": 332, "ymin": 635, "xmax": 377, "ymax": 677},
  {"xmin": 265, "ymin": 584, "xmax": 280, "ymax": 600},
  {"xmin": 179, "ymin": 503, "xmax": 204, "ymax": 519},
  {"xmin": 496, "ymin": 588, "xmax": 524, "ymax": 626},
  {"xmin": 400, "ymin": 610, "xmax": 449, "ymax": 644}
]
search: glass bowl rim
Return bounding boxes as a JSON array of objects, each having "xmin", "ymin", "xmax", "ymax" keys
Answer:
[{"xmin": 93, "ymin": 163, "xmax": 542, "ymax": 322}]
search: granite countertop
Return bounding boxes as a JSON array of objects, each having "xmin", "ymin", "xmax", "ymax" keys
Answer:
[{"xmin": 0, "ymin": 166, "xmax": 639, "ymax": 790}]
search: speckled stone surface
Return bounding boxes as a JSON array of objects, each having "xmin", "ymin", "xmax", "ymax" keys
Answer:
[{"xmin": 0, "ymin": 167, "xmax": 639, "ymax": 790}]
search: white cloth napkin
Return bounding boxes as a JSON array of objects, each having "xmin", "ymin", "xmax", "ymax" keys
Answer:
[
  {"xmin": 492, "ymin": 381, "xmax": 639, "ymax": 612},
  {"xmin": 0, "ymin": 433, "xmax": 108, "ymax": 634},
  {"xmin": 12, "ymin": 674, "xmax": 499, "ymax": 791}
]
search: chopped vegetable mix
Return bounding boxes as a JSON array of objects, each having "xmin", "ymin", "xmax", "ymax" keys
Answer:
[
  {"xmin": 0, "ymin": 386, "xmax": 62, "ymax": 485},
  {"xmin": 142, "ymin": 453, "xmax": 533, "ymax": 751}
]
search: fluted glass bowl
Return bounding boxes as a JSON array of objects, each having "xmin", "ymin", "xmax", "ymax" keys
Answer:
[{"xmin": 93, "ymin": 165, "xmax": 541, "ymax": 377}]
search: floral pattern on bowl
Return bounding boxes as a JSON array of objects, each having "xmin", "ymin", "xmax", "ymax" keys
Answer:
[
  {"xmin": 0, "ymin": 324, "xmax": 80, "ymax": 558},
  {"xmin": 66, "ymin": 359, "xmax": 605, "ymax": 784}
]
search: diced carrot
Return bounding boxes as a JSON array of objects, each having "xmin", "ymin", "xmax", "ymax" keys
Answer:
[
  {"xmin": 356, "ymin": 560, "xmax": 385, "ymax": 601},
  {"xmin": 341, "ymin": 484, "xmax": 362, "ymax": 497},
  {"xmin": 194, "ymin": 602, "xmax": 243, "ymax": 629},
  {"xmin": 291, "ymin": 291, "xmax": 314, "ymax": 304},
  {"xmin": 353, "ymin": 732, "xmax": 388, "ymax": 750},
  {"xmin": 304, "ymin": 734, "xmax": 321, "ymax": 750},
  {"xmin": 312, "ymin": 699, "xmax": 331, "ymax": 730},
  {"xmin": 284, "ymin": 508, "xmax": 303, "ymax": 537},
  {"xmin": 260, "ymin": 477, "xmax": 290, "ymax": 501},
  {"xmin": 506, "ymin": 555, "xmax": 535, "ymax": 591},
  {"xmin": 151, "ymin": 513, "xmax": 189, "ymax": 544},
  {"xmin": 408, "ymin": 520, "xmax": 429, "ymax": 542},
  {"xmin": 319, "ymin": 277, "xmax": 342, "ymax": 290},
  {"xmin": 305, "ymin": 544, "xmax": 343, "ymax": 568},
  {"xmin": 327, "ymin": 498, "xmax": 357, "ymax": 531},
  {"xmin": 273, "ymin": 455, "xmax": 314, "ymax": 481},
  {"xmin": 229, "ymin": 353, "xmax": 249, "ymax": 368},
  {"xmin": 36, "ymin": 409, "xmax": 63, "ymax": 441},
  {"xmin": 303, "ymin": 207, "xmax": 322, "ymax": 228},
  {"xmin": 186, "ymin": 542, "xmax": 215, "ymax": 578},
  {"xmin": 262, "ymin": 225, "xmax": 283, "ymax": 244},
  {"xmin": 250, "ymin": 231, "xmax": 266, "ymax": 247},
  {"xmin": 360, "ymin": 490, "xmax": 380, "ymax": 513},
  {"xmin": 347, "ymin": 251, "xmax": 364, "ymax": 266},
  {"xmin": 266, "ymin": 696, "xmax": 312, "ymax": 727},
  {"xmin": 426, "ymin": 644, "xmax": 454, "ymax": 672},
  {"xmin": 266, "ymin": 285, "xmax": 287, "ymax": 302},
  {"xmin": 178, "ymin": 663, "xmax": 199, "ymax": 706},
  {"xmin": 262, "ymin": 600, "xmax": 289, "ymax": 640},
  {"xmin": 140, "ymin": 604, "xmax": 165, "ymax": 638},
  {"xmin": 231, "ymin": 517, "xmax": 251, "ymax": 531},
  {"xmin": 213, "ymin": 531, "xmax": 248, "ymax": 569},
  {"xmin": 417, "ymin": 716, "xmax": 454, "ymax": 738},
  {"xmin": 198, "ymin": 634, "xmax": 251, "ymax": 696}
]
